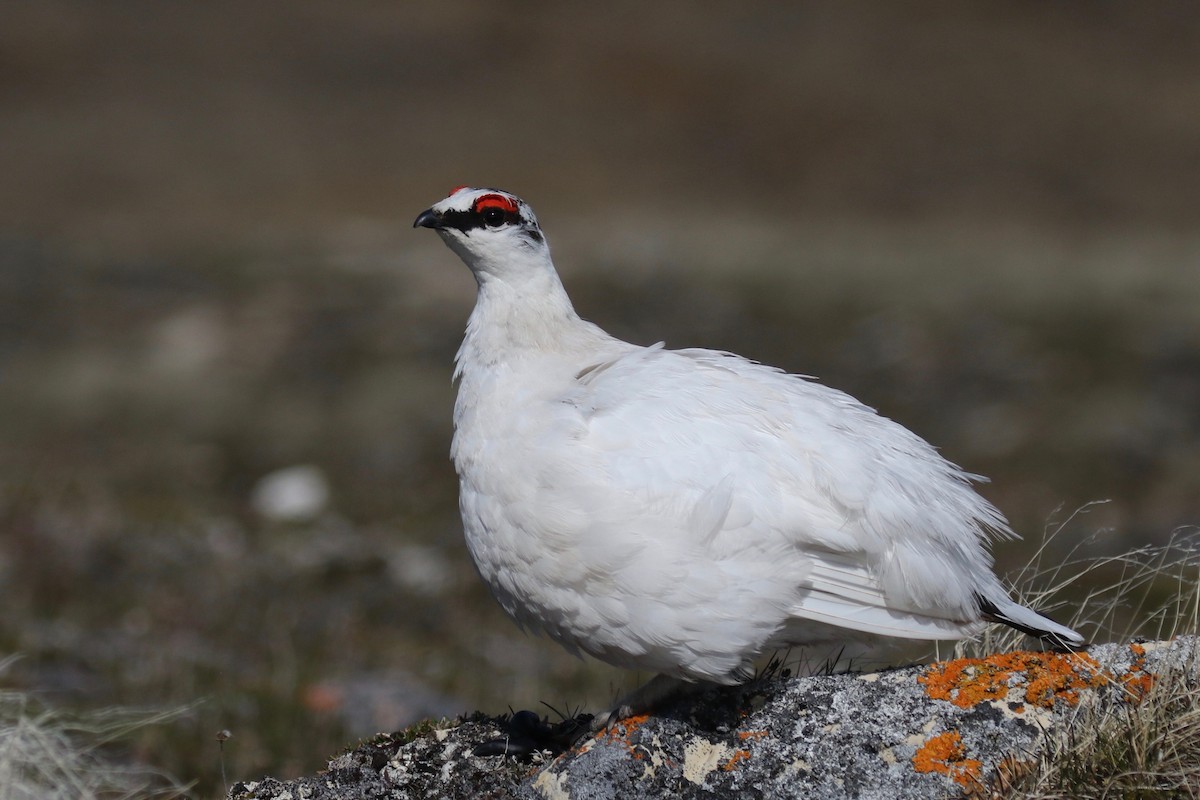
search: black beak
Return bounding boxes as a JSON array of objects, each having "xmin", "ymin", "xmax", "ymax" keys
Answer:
[{"xmin": 413, "ymin": 208, "xmax": 442, "ymax": 229}]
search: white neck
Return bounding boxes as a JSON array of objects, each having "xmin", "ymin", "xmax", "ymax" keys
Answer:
[{"xmin": 453, "ymin": 249, "xmax": 593, "ymax": 378}]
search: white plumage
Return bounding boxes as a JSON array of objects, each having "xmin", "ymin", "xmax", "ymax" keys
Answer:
[{"xmin": 414, "ymin": 187, "xmax": 1082, "ymax": 695}]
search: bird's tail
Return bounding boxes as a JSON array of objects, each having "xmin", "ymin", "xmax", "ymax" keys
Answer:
[{"xmin": 975, "ymin": 593, "xmax": 1085, "ymax": 650}]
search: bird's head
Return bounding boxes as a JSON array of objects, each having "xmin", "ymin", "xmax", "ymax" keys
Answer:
[{"xmin": 414, "ymin": 187, "xmax": 549, "ymax": 282}]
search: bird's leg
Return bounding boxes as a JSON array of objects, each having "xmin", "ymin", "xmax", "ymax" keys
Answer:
[{"xmin": 590, "ymin": 673, "xmax": 692, "ymax": 732}]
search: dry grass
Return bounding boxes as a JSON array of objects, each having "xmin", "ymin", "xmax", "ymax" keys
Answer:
[
  {"xmin": 955, "ymin": 508, "xmax": 1200, "ymax": 798},
  {"xmin": 957, "ymin": 502, "xmax": 1200, "ymax": 656},
  {"xmin": 1008, "ymin": 669, "xmax": 1200, "ymax": 799},
  {"xmin": 0, "ymin": 666, "xmax": 188, "ymax": 800}
]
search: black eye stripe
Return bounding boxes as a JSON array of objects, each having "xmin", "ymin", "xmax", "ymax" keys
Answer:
[{"xmin": 438, "ymin": 207, "xmax": 524, "ymax": 232}]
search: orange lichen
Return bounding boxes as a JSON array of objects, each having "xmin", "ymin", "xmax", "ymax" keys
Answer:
[
  {"xmin": 1023, "ymin": 652, "xmax": 1107, "ymax": 707},
  {"xmin": 1122, "ymin": 669, "xmax": 1155, "ymax": 701},
  {"xmin": 1121, "ymin": 643, "xmax": 1156, "ymax": 701},
  {"xmin": 919, "ymin": 650, "xmax": 1107, "ymax": 709},
  {"xmin": 721, "ymin": 749, "xmax": 752, "ymax": 771},
  {"xmin": 737, "ymin": 730, "xmax": 768, "ymax": 741},
  {"xmin": 912, "ymin": 731, "xmax": 983, "ymax": 788},
  {"xmin": 594, "ymin": 714, "xmax": 652, "ymax": 761},
  {"xmin": 919, "ymin": 659, "xmax": 1009, "ymax": 707},
  {"xmin": 604, "ymin": 714, "xmax": 652, "ymax": 738}
]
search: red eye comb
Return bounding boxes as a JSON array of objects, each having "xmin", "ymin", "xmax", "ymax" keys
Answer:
[{"xmin": 473, "ymin": 194, "xmax": 519, "ymax": 214}]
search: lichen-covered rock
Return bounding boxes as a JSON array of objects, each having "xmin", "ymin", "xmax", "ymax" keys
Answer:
[{"xmin": 229, "ymin": 638, "xmax": 1196, "ymax": 800}]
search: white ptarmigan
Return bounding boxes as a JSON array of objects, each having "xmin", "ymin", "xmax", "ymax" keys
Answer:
[{"xmin": 414, "ymin": 186, "xmax": 1083, "ymax": 720}]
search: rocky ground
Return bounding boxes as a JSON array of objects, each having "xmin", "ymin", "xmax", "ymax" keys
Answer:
[{"xmin": 231, "ymin": 638, "xmax": 1196, "ymax": 799}]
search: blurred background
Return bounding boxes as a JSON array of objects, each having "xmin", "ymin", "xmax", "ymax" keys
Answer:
[{"xmin": 2, "ymin": 2, "xmax": 1199, "ymax": 795}]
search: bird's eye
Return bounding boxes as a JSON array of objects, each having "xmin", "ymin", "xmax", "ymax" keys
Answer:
[{"xmin": 473, "ymin": 194, "xmax": 519, "ymax": 228}]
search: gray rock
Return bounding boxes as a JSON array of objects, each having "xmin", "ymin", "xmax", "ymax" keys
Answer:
[{"xmin": 229, "ymin": 637, "xmax": 1195, "ymax": 800}]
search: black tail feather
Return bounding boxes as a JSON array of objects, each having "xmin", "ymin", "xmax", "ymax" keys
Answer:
[{"xmin": 974, "ymin": 593, "xmax": 1084, "ymax": 651}]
